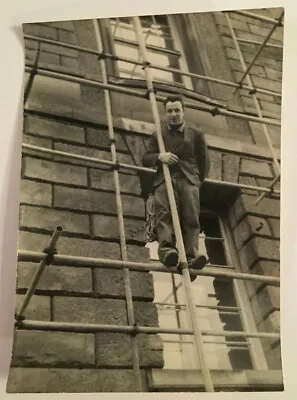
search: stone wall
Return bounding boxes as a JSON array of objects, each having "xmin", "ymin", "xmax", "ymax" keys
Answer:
[{"xmin": 7, "ymin": 9, "xmax": 282, "ymax": 392}]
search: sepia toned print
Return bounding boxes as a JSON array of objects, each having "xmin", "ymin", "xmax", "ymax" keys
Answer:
[{"xmin": 7, "ymin": 7, "xmax": 282, "ymax": 393}]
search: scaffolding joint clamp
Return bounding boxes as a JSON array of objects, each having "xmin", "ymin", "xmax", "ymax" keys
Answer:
[
  {"xmin": 210, "ymin": 107, "xmax": 220, "ymax": 117},
  {"xmin": 131, "ymin": 323, "xmax": 139, "ymax": 337},
  {"xmin": 42, "ymin": 247, "xmax": 57, "ymax": 265},
  {"xmin": 15, "ymin": 313, "xmax": 25, "ymax": 325},
  {"xmin": 112, "ymin": 160, "xmax": 120, "ymax": 171},
  {"xmin": 141, "ymin": 61, "xmax": 151, "ymax": 70},
  {"xmin": 97, "ymin": 52, "xmax": 107, "ymax": 60},
  {"xmin": 249, "ymin": 88, "xmax": 257, "ymax": 95},
  {"xmin": 145, "ymin": 88, "xmax": 157, "ymax": 99},
  {"xmin": 109, "ymin": 138, "xmax": 116, "ymax": 145}
]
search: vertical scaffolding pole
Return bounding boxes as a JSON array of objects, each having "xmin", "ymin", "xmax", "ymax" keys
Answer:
[
  {"xmin": 225, "ymin": 13, "xmax": 281, "ymax": 205},
  {"xmin": 92, "ymin": 19, "xmax": 143, "ymax": 391},
  {"xmin": 132, "ymin": 16, "xmax": 215, "ymax": 392}
]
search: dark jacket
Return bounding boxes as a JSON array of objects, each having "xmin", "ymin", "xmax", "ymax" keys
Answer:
[{"xmin": 142, "ymin": 123, "xmax": 210, "ymax": 189}]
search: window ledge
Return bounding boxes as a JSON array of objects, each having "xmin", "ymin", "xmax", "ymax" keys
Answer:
[{"xmin": 147, "ymin": 369, "xmax": 284, "ymax": 392}]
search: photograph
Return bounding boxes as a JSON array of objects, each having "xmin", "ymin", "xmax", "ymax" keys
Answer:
[{"xmin": 6, "ymin": 6, "xmax": 283, "ymax": 393}]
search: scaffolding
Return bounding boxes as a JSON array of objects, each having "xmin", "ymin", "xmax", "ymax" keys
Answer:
[{"xmin": 16, "ymin": 10, "xmax": 283, "ymax": 392}]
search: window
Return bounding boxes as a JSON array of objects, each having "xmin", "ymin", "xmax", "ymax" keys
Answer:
[
  {"xmin": 107, "ymin": 15, "xmax": 193, "ymax": 88},
  {"xmin": 147, "ymin": 209, "xmax": 269, "ymax": 371}
]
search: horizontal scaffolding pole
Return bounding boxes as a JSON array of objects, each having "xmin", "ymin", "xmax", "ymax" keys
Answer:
[
  {"xmin": 163, "ymin": 338, "xmax": 249, "ymax": 348},
  {"xmin": 16, "ymin": 319, "xmax": 280, "ymax": 339},
  {"xmin": 22, "ymin": 144, "xmax": 281, "ymax": 196},
  {"xmin": 24, "ymin": 34, "xmax": 282, "ymax": 98},
  {"xmin": 156, "ymin": 303, "xmax": 240, "ymax": 312},
  {"xmin": 237, "ymin": 37, "xmax": 283, "ymax": 49},
  {"xmin": 156, "ymin": 302, "xmax": 239, "ymax": 314},
  {"xmin": 230, "ymin": 10, "xmax": 284, "ymax": 25},
  {"xmin": 18, "ymin": 250, "xmax": 280, "ymax": 286},
  {"xmin": 25, "ymin": 65, "xmax": 281, "ymax": 127}
]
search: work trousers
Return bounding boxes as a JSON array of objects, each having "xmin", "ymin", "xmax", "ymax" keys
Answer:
[{"xmin": 154, "ymin": 172, "xmax": 201, "ymax": 264}]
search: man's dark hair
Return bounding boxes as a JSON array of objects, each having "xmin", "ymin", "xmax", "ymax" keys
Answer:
[{"xmin": 163, "ymin": 94, "xmax": 185, "ymax": 110}]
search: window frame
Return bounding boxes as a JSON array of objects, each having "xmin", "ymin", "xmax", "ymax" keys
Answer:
[
  {"xmin": 106, "ymin": 15, "xmax": 194, "ymax": 90},
  {"xmin": 149, "ymin": 209, "xmax": 269, "ymax": 371}
]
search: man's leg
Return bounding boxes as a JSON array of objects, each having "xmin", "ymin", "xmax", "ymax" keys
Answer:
[
  {"xmin": 154, "ymin": 180, "xmax": 179, "ymax": 266},
  {"xmin": 179, "ymin": 178, "xmax": 207, "ymax": 270}
]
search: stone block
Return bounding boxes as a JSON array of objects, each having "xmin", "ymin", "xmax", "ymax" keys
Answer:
[
  {"xmin": 244, "ymin": 259, "xmax": 280, "ymax": 297},
  {"xmin": 222, "ymin": 153, "xmax": 240, "ymax": 182},
  {"xmin": 22, "ymin": 134, "xmax": 52, "ymax": 160},
  {"xmin": 54, "ymin": 186, "xmax": 117, "ymax": 214},
  {"xmin": 26, "ymin": 116, "xmax": 85, "ymax": 143},
  {"xmin": 95, "ymin": 333, "xmax": 163, "ymax": 368},
  {"xmin": 18, "ymin": 231, "xmax": 121, "ymax": 260},
  {"xmin": 23, "ymin": 23, "xmax": 58, "ymax": 40},
  {"xmin": 92, "ymin": 214, "xmax": 145, "ymax": 242},
  {"xmin": 240, "ymin": 158, "xmax": 273, "ymax": 179},
  {"xmin": 15, "ymin": 294, "xmax": 50, "ymax": 321},
  {"xmin": 134, "ymin": 301, "xmax": 159, "ymax": 327},
  {"xmin": 53, "ymin": 142, "xmax": 111, "ymax": 167},
  {"xmin": 17, "ymin": 262, "xmax": 92, "ymax": 294},
  {"xmin": 127, "ymin": 244, "xmax": 150, "ymax": 263},
  {"xmin": 46, "ymin": 21, "xmax": 75, "ymax": 32},
  {"xmin": 249, "ymin": 24, "xmax": 284, "ymax": 43},
  {"xmin": 53, "ymin": 296, "xmax": 127, "ymax": 325},
  {"xmin": 238, "ymin": 176, "xmax": 258, "ymax": 196},
  {"xmin": 94, "ymin": 269, "xmax": 154, "ymax": 301},
  {"xmin": 24, "ymin": 158, "xmax": 88, "ymax": 187},
  {"xmin": 90, "ymin": 169, "xmax": 141, "ymax": 195},
  {"xmin": 251, "ymin": 76, "xmax": 282, "ymax": 94},
  {"xmin": 86, "ymin": 127, "xmax": 128, "ymax": 152},
  {"xmin": 11, "ymin": 331, "xmax": 95, "ymax": 367},
  {"xmin": 7, "ymin": 368, "xmax": 146, "ymax": 393},
  {"xmin": 58, "ymin": 29, "xmax": 77, "ymax": 44},
  {"xmin": 260, "ymin": 101, "xmax": 281, "ymax": 116},
  {"xmin": 41, "ymin": 42, "xmax": 78, "ymax": 58},
  {"xmin": 208, "ymin": 150, "xmax": 222, "ymax": 180},
  {"xmin": 214, "ymin": 12, "xmax": 249, "ymax": 31},
  {"xmin": 268, "ymin": 218, "xmax": 280, "ymax": 238},
  {"xmin": 239, "ymin": 237, "xmax": 280, "ymax": 270},
  {"xmin": 54, "ymin": 186, "xmax": 144, "ymax": 217},
  {"xmin": 265, "ymin": 343, "xmax": 282, "ymax": 370},
  {"xmin": 257, "ymin": 310, "xmax": 280, "ymax": 333},
  {"xmin": 230, "ymin": 193, "xmax": 280, "ymax": 224},
  {"xmin": 19, "ymin": 205, "xmax": 90, "ymax": 236},
  {"xmin": 60, "ymin": 56, "xmax": 79, "ymax": 71},
  {"xmin": 264, "ymin": 67, "xmax": 283, "ymax": 81},
  {"xmin": 226, "ymin": 47, "xmax": 240, "ymax": 60},
  {"xmin": 232, "ymin": 215, "xmax": 271, "ymax": 249},
  {"xmin": 20, "ymin": 179, "xmax": 52, "ymax": 207},
  {"xmin": 256, "ymin": 285, "xmax": 280, "ymax": 318}
]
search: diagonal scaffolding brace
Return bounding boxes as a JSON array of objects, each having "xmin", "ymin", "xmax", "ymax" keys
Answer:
[
  {"xmin": 225, "ymin": 12, "xmax": 281, "ymax": 207},
  {"xmin": 232, "ymin": 10, "xmax": 284, "ymax": 94}
]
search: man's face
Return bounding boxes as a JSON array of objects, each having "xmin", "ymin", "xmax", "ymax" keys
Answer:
[{"xmin": 165, "ymin": 101, "xmax": 185, "ymax": 127}]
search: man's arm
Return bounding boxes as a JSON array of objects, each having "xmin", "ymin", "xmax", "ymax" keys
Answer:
[
  {"xmin": 142, "ymin": 133, "xmax": 179, "ymax": 167},
  {"xmin": 195, "ymin": 131, "xmax": 210, "ymax": 183}
]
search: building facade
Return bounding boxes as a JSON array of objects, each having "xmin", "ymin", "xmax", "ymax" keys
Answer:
[{"xmin": 7, "ymin": 8, "xmax": 282, "ymax": 392}]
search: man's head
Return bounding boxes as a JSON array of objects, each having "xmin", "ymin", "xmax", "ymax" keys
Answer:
[{"xmin": 164, "ymin": 95, "xmax": 185, "ymax": 127}]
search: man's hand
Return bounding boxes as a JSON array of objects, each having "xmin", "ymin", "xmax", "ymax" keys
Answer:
[{"xmin": 158, "ymin": 152, "xmax": 179, "ymax": 165}]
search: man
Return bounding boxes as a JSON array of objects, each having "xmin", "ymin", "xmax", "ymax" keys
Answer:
[{"xmin": 142, "ymin": 94, "xmax": 210, "ymax": 278}]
